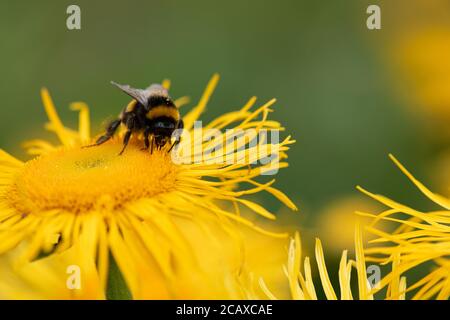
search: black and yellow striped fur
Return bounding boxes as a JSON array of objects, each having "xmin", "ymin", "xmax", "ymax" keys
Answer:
[{"xmin": 85, "ymin": 81, "xmax": 183, "ymax": 155}]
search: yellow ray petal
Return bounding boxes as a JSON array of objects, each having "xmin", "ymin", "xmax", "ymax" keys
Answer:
[
  {"xmin": 389, "ymin": 154, "xmax": 450, "ymax": 209},
  {"xmin": 70, "ymin": 102, "xmax": 91, "ymax": 144},
  {"xmin": 355, "ymin": 222, "xmax": 371, "ymax": 300},
  {"xmin": 315, "ymin": 238, "xmax": 337, "ymax": 300},
  {"xmin": 40, "ymin": 88, "xmax": 73, "ymax": 146},
  {"xmin": 183, "ymin": 74, "xmax": 220, "ymax": 130}
]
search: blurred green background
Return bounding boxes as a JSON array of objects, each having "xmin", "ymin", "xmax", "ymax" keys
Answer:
[{"xmin": 1, "ymin": 0, "xmax": 448, "ymax": 296}]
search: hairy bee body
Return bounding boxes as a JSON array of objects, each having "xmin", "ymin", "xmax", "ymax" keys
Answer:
[{"xmin": 87, "ymin": 82, "xmax": 183, "ymax": 154}]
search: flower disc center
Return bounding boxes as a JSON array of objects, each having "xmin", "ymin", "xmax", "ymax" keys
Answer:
[{"xmin": 8, "ymin": 140, "xmax": 179, "ymax": 213}]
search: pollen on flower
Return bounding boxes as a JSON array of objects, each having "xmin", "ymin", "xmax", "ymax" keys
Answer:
[{"xmin": 7, "ymin": 138, "xmax": 179, "ymax": 214}]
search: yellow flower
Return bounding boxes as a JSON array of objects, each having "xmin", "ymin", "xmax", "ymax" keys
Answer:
[
  {"xmin": 0, "ymin": 213, "xmax": 292, "ymax": 300},
  {"xmin": 357, "ymin": 154, "xmax": 450, "ymax": 300},
  {"xmin": 260, "ymin": 223, "xmax": 407, "ymax": 300},
  {"xmin": 391, "ymin": 27, "xmax": 450, "ymax": 132},
  {"xmin": 315, "ymin": 195, "xmax": 384, "ymax": 253},
  {"xmin": 0, "ymin": 74, "xmax": 297, "ymax": 299},
  {"xmin": 0, "ymin": 231, "xmax": 104, "ymax": 299},
  {"xmin": 380, "ymin": 1, "xmax": 450, "ymax": 137}
]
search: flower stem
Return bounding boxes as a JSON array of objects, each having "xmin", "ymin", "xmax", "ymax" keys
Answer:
[{"xmin": 106, "ymin": 252, "xmax": 132, "ymax": 300}]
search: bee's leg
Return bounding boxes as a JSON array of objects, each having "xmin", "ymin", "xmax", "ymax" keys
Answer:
[
  {"xmin": 141, "ymin": 128, "xmax": 152, "ymax": 151},
  {"xmin": 118, "ymin": 130, "xmax": 132, "ymax": 155},
  {"xmin": 167, "ymin": 137, "xmax": 181, "ymax": 153},
  {"xmin": 150, "ymin": 135, "xmax": 154, "ymax": 154},
  {"xmin": 83, "ymin": 119, "xmax": 121, "ymax": 148},
  {"xmin": 178, "ymin": 119, "xmax": 184, "ymax": 130},
  {"xmin": 118, "ymin": 116, "xmax": 136, "ymax": 155},
  {"xmin": 167, "ymin": 119, "xmax": 184, "ymax": 153}
]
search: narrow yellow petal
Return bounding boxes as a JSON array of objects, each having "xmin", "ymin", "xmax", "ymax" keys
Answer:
[
  {"xmin": 183, "ymin": 73, "xmax": 220, "ymax": 130},
  {"xmin": 162, "ymin": 79, "xmax": 171, "ymax": 90},
  {"xmin": 315, "ymin": 238, "xmax": 337, "ymax": 300},
  {"xmin": 174, "ymin": 96, "xmax": 190, "ymax": 108},
  {"xmin": 0, "ymin": 149, "xmax": 23, "ymax": 167},
  {"xmin": 40, "ymin": 88, "xmax": 73, "ymax": 146},
  {"xmin": 338, "ymin": 250, "xmax": 353, "ymax": 300},
  {"xmin": 389, "ymin": 154, "xmax": 450, "ymax": 209},
  {"xmin": 355, "ymin": 222, "xmax": 370, "ymax": 300},
  {"xmin": 399, "ymin": 277, "xmax": 407, "ymax": 300},
  {"xmin": 436, "ymin": 275, "xmax": 450, "ymax": 300},
  {"xmin": 21, "ymin": 140, "xmax": 56, "ymax": 156},
  {"xmin": 235, "ymin": 199, "xmax": 276, "ymax": 220},
  {"xmin": 70, "ymin": 102, "xmax": 91, "ymax": 143},
  {"xmin": 389, "ymin": 252, "xmax": 401, "ymax": 300},
  {"xmin": 303, "ymin": 257, "xmax": 318, "ymax": 299},
  {"xmin": 258, "ymin": 278, "xmax": 278, "ymax": 300}
]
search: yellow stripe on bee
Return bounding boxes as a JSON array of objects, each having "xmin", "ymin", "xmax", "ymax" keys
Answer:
[
  {"xmin": 126, "ymin": 100, "xmax": 138, "ymax": 112},
  {"xmin": 146, "ymin": 105, "xmax": 180, "ymax": 121}
]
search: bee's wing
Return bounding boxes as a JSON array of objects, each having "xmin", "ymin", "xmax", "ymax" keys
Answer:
[
  {"xmin": 145, "ymin": 84, "xmax": 169, "ymax": 98},
  {"xmin": 111, "ymin": 81, "xmax": 149, "ymax": 107}
]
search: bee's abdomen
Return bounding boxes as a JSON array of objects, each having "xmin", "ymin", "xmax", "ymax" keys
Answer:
[
  {"xmin": 146, "ymin": 104, "xmax": 180, "ymax": 122},
  {"xmin": 148, "ymin": 95, "xmax": 175, "ymax": 108}
]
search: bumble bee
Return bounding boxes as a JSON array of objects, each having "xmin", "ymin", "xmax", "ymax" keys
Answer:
[{"xmin": 86, "ymin": 81, "xmax": 183, "ymax": 155}]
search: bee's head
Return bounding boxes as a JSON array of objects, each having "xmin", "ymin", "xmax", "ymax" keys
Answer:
[
  {"xmin": 152, "ymin": 117, "xmax": 176, "ymax": 148},
  {"xmin": 154, "ymin": 134, "xmax": 170, "ymax": 148}
]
